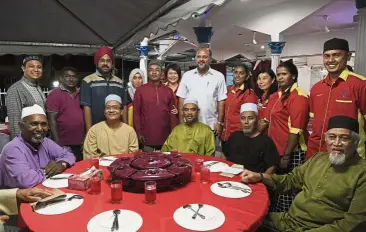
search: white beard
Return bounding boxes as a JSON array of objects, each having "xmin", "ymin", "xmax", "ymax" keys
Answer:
[{"xmin": 329, "ymin": 152, "xmax": 346, "ymax": 165}]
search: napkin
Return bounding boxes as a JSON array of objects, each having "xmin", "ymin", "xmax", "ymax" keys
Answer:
[
  {"xmin": 220, "ymin": 164, "xmax": 244, "ymax": 178},
  {"xmin": 31, "ymin": 189, "xmax": 66, "ymax": 210}
]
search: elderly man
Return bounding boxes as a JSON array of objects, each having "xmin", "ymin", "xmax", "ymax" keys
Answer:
[
  {"xmin": 162, "ymin": 99, "xmax": 215, "ymax": 156},
  {"xmin": 80, "ymin": 46, "xmax": 129, "ymax": 133},
  {"xmin": 83, "ymin": 94, "xmax": 138, "ymax": 158},
  {"xmin": 134, "ymin": 60, "xmax": 178, "ymax": 151},
  {"xmin": 1, "ymin": 188, "xmax": 52, "ymax": 232},
  {"xmin": 223, "ymin": 103, "xmax": 279, "ymax": 173},
  {"xmin": 242, "ymin": 115, "xmax": 366, "ymax": 232},
  {"xmin": 6, "ymin": 55, "xmax": 46, "ymax": 139},
  {"xmin": 307, "ymin": 38, "xmax": 366, "ymax": 159},
  {"xmin": 0, "ymin": 105, "xmax": 75, "ymax": 188},
  {"xmin": 47, "ymin": 66, "xmax": 85, "ymax": 161},
  {"xmin": 177, "ymin": 48, "xmax": 227, "ymax": 136}
]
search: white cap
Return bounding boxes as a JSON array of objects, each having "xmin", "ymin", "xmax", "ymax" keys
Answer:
[
  {"xmin": 240, "ymin": 103, "xmax": 258, "ymax": 115},
  {"xmin": 105, "ymin": 94, "xmax": 122, "ymax": 104},
  {"xmin": 21, "ymin": 104, "xmax": 46, "ymax": 119},
  {"xmin": 184, "ymin": 98, "xmax": 198, "ymax": 106}
]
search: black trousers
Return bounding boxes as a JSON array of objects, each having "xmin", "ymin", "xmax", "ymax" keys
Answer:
[{"xmin": 65, "ymin": 144, "xmax": 83, "ymax": 161}]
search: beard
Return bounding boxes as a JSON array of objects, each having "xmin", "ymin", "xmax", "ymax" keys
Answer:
[
  {"xmin": 97, "ymin": 66, "xmax": 112, "ymax": 76},
  {"xmin": 197, "ymin": 63, "xmax": 209, "ymax": 72},
  {"xmin": 329, "ymin": 152, "xmax": 346, "ymax": 165}
]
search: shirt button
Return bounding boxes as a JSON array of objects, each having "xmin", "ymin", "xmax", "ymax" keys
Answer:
[
  {"xmin": 318, "ymin": 185, "xmax": 321, "ymax": 188},
  {"xmin": 324, "ymin": 175, "xmax": 327, "ymax": 178}
]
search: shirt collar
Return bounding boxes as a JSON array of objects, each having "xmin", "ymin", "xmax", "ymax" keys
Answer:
[
  {"xmin": 193, "ymin": 68, "xmax": 213, "ymax": 76},
  {"xmin": 231, "ymin": 84, "xmax": 244, "ymax": 94},
  {"xmin": 323, "ymin": 68, "xmax": 349, "ymax": 85},
  {"xmin": 19, "ymin": 135, "xmax": 41, "ymax": 152},
  {"xmin": 278, "ymin": 82, "xmax": 298, "ymax": 97},
  {"xmin": 21, "ymin": 76, "xmax": 39, "ymax": 87},
  {"xmin": 59, "ymin": 84, "xmax": 79, "ymax": 94}
]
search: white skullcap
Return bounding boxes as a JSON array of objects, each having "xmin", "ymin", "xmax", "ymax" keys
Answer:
[
  {"xmin": 105, "ymin": 94, "xmax": 122, "ymax": 104},
  {"xmin": 21, "ymin": 104, "xmax": 46, "ymax": 119},
  {"xmin": 184, "ymin": 98, "xmax": 198, "ymax": 106},
  {"xmin": 240, "ymin": 103, "xmax": 258, "ymax": 115}
]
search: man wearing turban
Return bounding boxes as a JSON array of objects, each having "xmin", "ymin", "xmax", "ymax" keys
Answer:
[
  {"xmin": 307, "ymin": 38, "xmax": 366, "ymax": 159},
  {"xmin": 242, "ymin": 115, "xmax": 366, "ymax": 231},
  {"xmin": 80, "ymin": 46, "xmax": 129, "ymax": 132}
]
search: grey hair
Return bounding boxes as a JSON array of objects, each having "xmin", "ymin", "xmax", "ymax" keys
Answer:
[
  {"xmin": 196, "ymin": 47, "xmax": 212, "ymax": 58},
  {"xmin": 351, "ymin": 131, "xmax": 361, "ymax": 144}
]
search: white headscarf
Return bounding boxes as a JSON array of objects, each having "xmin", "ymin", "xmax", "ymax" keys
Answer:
[{"xmin": 128, "ymin": 68, "xmax": 145, "ymax": 100}]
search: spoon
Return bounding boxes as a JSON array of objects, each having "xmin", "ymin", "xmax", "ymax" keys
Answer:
[
  {"xmin": 217, "ymin": 182, "xmax": 252, "ymax": 193},
  {"xmin": 112, "ymin": 209, "xmax": 121, "ymax": 231},
  {"xmin": 192, "ymin": 204, "xmax": 204, "ymax": 219},
  {"xmin": 183, "ymin": 205, "xmax": 205, "ymax": 219},
  {"xmin": 35, "ymin": 195, "xmax": 84, "ymax": 209}
]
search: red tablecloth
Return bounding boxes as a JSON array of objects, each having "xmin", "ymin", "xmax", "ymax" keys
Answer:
[{"xmin": 20, "ymin": 154, "xmax": 269, "ymax": 232}]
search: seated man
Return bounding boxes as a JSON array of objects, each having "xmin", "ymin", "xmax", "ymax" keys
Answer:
[
  {"xmin": 0, "ymin": 105, "xmax": 76, "ymax": 189},
  {"xmin": 242, "ymin": 115, "xmax": 366, "ymax": 232},
  {"xmin": 1, "ymin": 188, "xmax": 52, "ymax": 232},
  {"xmin": 83, "ymin": 94, "xmax": 138, "ymax": 158},
  {"xmin": 162, "ymin": 99, "xmax": 215, "ymax": 156},
  {"xmin": 223, "ymin": 103, "xmax": 279, "ymax": 174}
]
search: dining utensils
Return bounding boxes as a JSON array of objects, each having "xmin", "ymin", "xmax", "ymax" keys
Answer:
[
  {"xmin": 204, "ymin": 161, "xmax": 219, "ymax": 168},
  {"xmin": 183, "ymin": 205, "xmax": 205, "ymax": 219},
  {"xmin": 111, "ymin": 209, "xmax": 120, "ymax": 231},
  {"xmin": 192, "ymin": 204, "xmax": 204, "ymax": 219},
  {"xmin": 100, "ymin": 157, "xmax": 116, "ymax": 161},
  {"xmin": 217, "ymin": 182, "xmax": 252, "ymax": 193},
  {"xmin": 35, "ymin": 195, "xmax": 84, "ymax": 210},
  {"xmin": 50, "ymin": 175, "xmax": 73, "ymax": 180}
]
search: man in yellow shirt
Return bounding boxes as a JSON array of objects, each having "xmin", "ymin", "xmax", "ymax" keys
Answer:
[
  {"xmin": 83, "ymin": 94, "xmax": 138, "ymax": 158},
  {"xmin": 162, "ymin": 99, "xmax": 215, "ymax": 155}
]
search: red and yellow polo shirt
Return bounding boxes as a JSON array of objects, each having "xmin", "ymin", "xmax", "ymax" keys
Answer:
[
  {"xmin": 263, "ymin": 83, "xmax": 309, "ymax": 155},
  {"xmin": 307, "ymin": 69, "xmax": 366, "ymax": 159}
]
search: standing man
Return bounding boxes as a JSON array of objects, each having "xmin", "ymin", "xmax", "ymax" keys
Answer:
[
  {"xmin": 307, "ymin": 38, "xmax": 366, "ymax": 159},
  {"xmin": 176, "ymin": 48, "xmax": 227, "ymax": 137},
  {"xmin": 6, "ymin": 56, "xmax": 46, "ymax": 139},
  {"xmin": 80, "ymin": 46, "xmax": 129, "ymax": 133},
  {"xmin": 133, "ymin": 60, "xmax": 178, "ymax": 151},
  {"xmin": 46, "ymin": 67, "xmax": 85, "ymax": 161}
]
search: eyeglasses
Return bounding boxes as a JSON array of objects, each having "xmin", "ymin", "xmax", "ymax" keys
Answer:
[{"xmin": 325, "ymin": 133, "xmax": 352, "ymax": 144}]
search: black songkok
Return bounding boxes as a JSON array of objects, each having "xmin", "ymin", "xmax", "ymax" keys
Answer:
[
  {"xmin": 328, "ymin": 115, "xmax": 359, "ymax": 134},
  {"xmin": 323, "ymin": 38, "xmax": 349, "ymax": 53},
  {"xmin": 22, "ymin": 55, "xmax": 42, "ymax": 66}
]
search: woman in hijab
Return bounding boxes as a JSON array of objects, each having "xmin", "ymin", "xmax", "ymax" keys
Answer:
[{"xmin": 127, "ymin": 68, "xmax": 145, "ymax": 127}]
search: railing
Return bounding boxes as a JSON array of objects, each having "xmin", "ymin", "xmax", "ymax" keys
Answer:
[{"xmin": 0, "ymin": 88, "xmax": 50, "ymax": 106}]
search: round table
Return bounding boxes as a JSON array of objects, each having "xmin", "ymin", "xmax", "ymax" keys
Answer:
[{"xmin": 20, "ymin": 153, "xmax": 269, "ymax": 232}]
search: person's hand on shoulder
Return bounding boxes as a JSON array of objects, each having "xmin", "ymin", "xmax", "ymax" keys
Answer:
[{"xmin": 16, "ymin": 188, "xmax": 53, "ymax": 202}]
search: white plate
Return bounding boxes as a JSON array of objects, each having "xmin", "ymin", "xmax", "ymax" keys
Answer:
[
  {"xmin": 99, "ymin": 156, "xmax": 118, "ymax": 167},
  {"xmin": 173, "ymin": 204, "xmax": 225, "ymax": 231},
  {"xmin": 35, "ymin": 193, "xmax": 84, "ymax": 215},
  {"xmin": 87, "ymin": 209, "xmax": 143, "ymax": 232},
  {"xmin": 210, "ymin": 181, "xmax": 252, "ymax": 198},
  {"xmin": 42, "ymin": 173, "xmax": 73, "ymax": 188},
  {"xmin": 203, "ymin": 161, "xmax": 229, "ymax": 172}
]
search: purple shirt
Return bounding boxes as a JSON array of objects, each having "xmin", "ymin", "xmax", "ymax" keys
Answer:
[
  {"xmin": 0, "ymin": 136, "xmax": 76, "ymax": 188},
  {"xmin": 46, "ymin": 86, "xmax": 85, "ymax": 145}
]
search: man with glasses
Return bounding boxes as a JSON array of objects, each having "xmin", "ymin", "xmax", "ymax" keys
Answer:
[
  {"xmin": 242, "ymin": 115, "xmax": 366, "ymax": 232},
  {"xmin": 47, "ymin": 67, "xmax": 84, "ymax": 161},
  {"xmin": 83, "ymin": 94, "xmax": 138, "ymax": 159}
]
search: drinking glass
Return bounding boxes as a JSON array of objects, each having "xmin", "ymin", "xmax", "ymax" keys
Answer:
[
  {"xmin": 194, "ymin": 158, "xmax": 204, "ymax": 173},
  {"xmin": 89, "ymin": 175, "xmax": 101, "ymax": 195},
  {"xmin": 144, "ymin": 181, "xmax": 157, "ymax": 204},
  {"xmin": 110, "ymin": 181, "xmax": 123, "ymax": 203},
  {"xmin": 90, "ymin": 155, "xmax": 99, "ymax": 169},
  {"xmin": 171, "ymin": 149, "xmax": 178, "ymax": 155},
  {"xmin": 200, "ymin": 166, "xmax": 211, "ymax": 184}
]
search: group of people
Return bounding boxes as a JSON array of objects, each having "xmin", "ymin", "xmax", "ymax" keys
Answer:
[{"xmin": 0, "ymin": 37, "xmax": 365, "ymax": 232}]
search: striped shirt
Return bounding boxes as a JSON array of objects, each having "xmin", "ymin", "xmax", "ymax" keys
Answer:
[{"xmin": 5, "ymin": 77, "xmax": 46, "ymax": 139}]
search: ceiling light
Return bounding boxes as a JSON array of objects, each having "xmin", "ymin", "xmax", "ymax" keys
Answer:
[
  {"xmin": 322, "ymin": 15, "xmax": 330, "ymax": 33},
  {"xmin": 252, "ymin": 31, "xmax": 257, "ymax": 45},
  {"xmin": 260, "ymin": 45, "xmax": 265, "ymax": 49},
  {"xmin": 52, "ymin": 81, "xmax": 59, "ymax": 88}
]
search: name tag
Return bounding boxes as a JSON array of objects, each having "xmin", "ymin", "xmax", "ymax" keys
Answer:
[{"xmin": 335, "ymin": 99, "xmax": 353, "ymax": 103}]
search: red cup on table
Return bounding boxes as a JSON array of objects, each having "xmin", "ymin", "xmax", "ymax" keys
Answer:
[
  {"xmin": 110, "ymin": 181, "xmax": 123, "ymax": 203},
  {"xmin": 194, "ymin": 158, "xmax": 204, "ymax": 173},
  {"xmin": 200, "ymin": 166, "xmax": 211, "ymax": 184},
  {"xmin": 90, "ymin": 156, "xmax": 99, "ymax": 169},
  {"xmin": 89, "ymin": 175, "xmax": 101, "ymax": 195},
  {"xmin": 144, "ymin": 181, "xmax": 157, "ymax": 204}
]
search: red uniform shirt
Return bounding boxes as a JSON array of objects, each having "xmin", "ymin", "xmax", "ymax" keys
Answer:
[
  {"xmin": 307, "ymin": 69, "xmax": 366, "ymax": 159},
  {"xmin": 262, "ymin": 83, "xmax": 309, "ymax": 155},
  {"xmin": 221, "ymin": 85, "xmax": 257, "ymax": 141}
]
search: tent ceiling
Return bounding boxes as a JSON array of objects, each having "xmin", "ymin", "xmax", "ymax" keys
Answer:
[{"xmin": 0, "ymin": 0, "xmax": 181, "ymax": 47}]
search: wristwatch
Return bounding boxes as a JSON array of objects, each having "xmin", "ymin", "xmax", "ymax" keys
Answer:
[
  {"xmin": 217, "ymin": 121, "xmax": 224, "ymax": 126},
  {"xmin": 60, "ymin": 161, "xmax": 68, "ymax": 169}
]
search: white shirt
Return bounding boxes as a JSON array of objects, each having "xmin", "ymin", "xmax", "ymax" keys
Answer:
[{"xmin": 177, "ymin": 68, "xmax": 227, "ymax": 129}]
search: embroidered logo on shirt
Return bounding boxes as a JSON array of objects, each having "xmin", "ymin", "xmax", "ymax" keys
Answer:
[
  {"xmin": 316, "ymin": 94, "xmax": 323, "ymax": 97},
  {"xmin": 340, "ymin": 89, "xmax": 350, "ymax": 98}
]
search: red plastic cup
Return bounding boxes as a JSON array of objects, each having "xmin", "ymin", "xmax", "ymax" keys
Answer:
[
  {"xmin": 144, "ymin": 181, "xmax": 157, "ymax": 204},
  {"xmin": 90, "ymin": 157, "xmax": 99, "ymax": 169},
  {"xmin": 194, "ymin": 158, "xmax": 204, "ymax": 173},
  {"xmin": 110, "ymin": 181, "xmax": 123, "ymax": 203},
  {"xmin": 89, "ymin": 175, "xmax": 101, "ymax": 195},
  {"xmin": 200, "ymin": 166, "xmax": 211, "ymax": 184}
]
